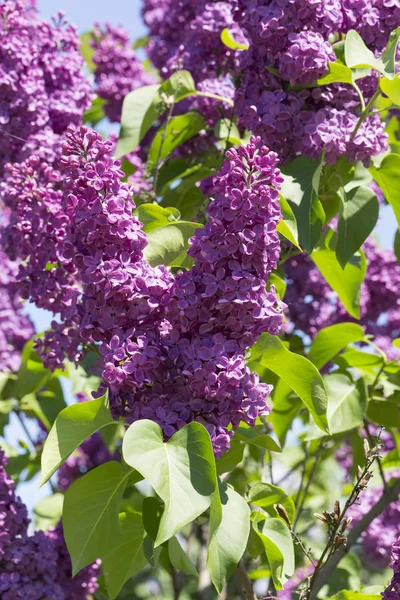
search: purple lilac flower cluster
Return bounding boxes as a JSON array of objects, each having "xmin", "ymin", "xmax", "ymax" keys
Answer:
[
  {"xmin": 142, "ymin": 1, "xmax": 241, "ymax": 154},
  {"xmin": 36, "ymin": 128, "xmax": 282, "ymax": 454},
  {"xmin": 0, "ymin": 449, "xmax": 99, "ymax": 599},
  {"xmin": 0, "ymin": 0, "xmax": 93, "ymax": 174},
  {"xmin": 233, "ymin": 0, "xmax": 393, "ymax": 165},
  {"xmin": 383, "ymin": 537, "xmax": 400, "ymax": 600},
  {"xmin": 348, "ymin": 475, "xmax": 400, "ymax": 569},
  {"xmin": 283, "ymin": 238, "xmax": 400, "ymax": 359},
  {"xmin": 92, "ymin": 23, "xmax": 156, "ymax": 123},
  {"xmin": 0, "ymin": 247, "xmax": 34, "ymax": 372},
  {"xmin": 142, "ymin": 0, "xmax": 244, "ymax": 82}
]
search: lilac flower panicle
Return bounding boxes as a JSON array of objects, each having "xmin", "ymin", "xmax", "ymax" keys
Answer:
[
  {"xmin": 0, "ymin": 449, "xmax": 99, "ymax": 599},
  {"xmin": 54, "ymin": 129, "xmax": 283, "ymax": 455},
  {"xmin": 0, "ymin": 1, "xmax": 92, "ymax": 173},
  {"xmin": 92, "ymin": 22, "xmax": 156, "ymax": 123},
  {"xmin": 278, "ymin": 31, "xmax": 335, "ymax": 85},
  {"xmin": 383, "ymin": 536, "xmax": 400, "ymax": 600},
  {"xmin": 0, "ymin": 449, "xmax": 28, "ymax": 556}
]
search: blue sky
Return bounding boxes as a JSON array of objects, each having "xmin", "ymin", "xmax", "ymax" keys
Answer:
[{"xmin": 37, "ymin": 0, "xmax": 147, "ymax": 37}]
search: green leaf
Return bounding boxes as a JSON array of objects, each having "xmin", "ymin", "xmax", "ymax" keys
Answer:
[
  {"xmin": 380, "ymin": 75, "xmax": 400, "ymax": 106},
  {"xmin": 116, "ymin": 84, "xmax": 161, "ymax": 157},
  {"xmin": 207, "ymin": 481, "xmax": 250, "ymax": 593},
  {"xmin": 367, "ymin": 399, "xmax": 400, "ymax": 428},
  {"xmin": 220, "ymin": 28, "xmax": 249, "ymax": 51},
  {"xmin": 309, "ymin": 323, "xmax": 365, "ymax": 369},
  {"xmin": 214, "ymin": 118, "xmax": 242, "ymax": 145},
  {"xmin": 268, "ymin": 271, "xmax": 287, "ymax": 300},
  {"xmin": 277, "ymin": 195, "xmax": 300, "ymax": 249},
  {"xmin": 102, "ymin": 511, "xmax": 147, "ymax": 600},
  {"xmin": 10, "ymin": 340, "xmax": 51, "ymax": 400},
  {"xmin": 40, "ymin": 394, "xmax": 113, "ymax": 486},
  {"xmin": 280, "ymin": 155, "xmax": 325, "ymax": 253},
  {"xmin": 394, "ymin": 230, "xmax": 400, "ymax": 263},
  {"xmin": 63, "ymin": 462, "xmax": 131, "ymax": 574},
  {"xmin": 83, "ymin": 97, "xmax": 105, "ymax": 126},
  {"xmin": 317, "ymin": 61, "xmax": 354, "ymax": 85},
  {"xmin": 80, "ymin": 31, "xmax": 95, "ymax": 71},
  {"xmin": 246, "ymin": 482, "xmax": 295, "ymax": 523},
  {"xmin": 311, "ymin": 228, "xmax": 366, "ymax": 319},
  {"xmin": 270, "ymin": 381, "xmax": 302, "ymax": 446},
  {"xmin": 336, "ymin": 186, "xmax": 379, "ymax": 268},
  {"xmin": 329, "ymin": 592, "xmax": 381, "ymax": 600},
  {"xmin": 252, "ymin": 514, "xmax": 295, "ymax": 589},
  {"xmin": 34, "ymin": 493, "xmax": 64, "ymax": 525},
  {"xmin": 247, "ymin": 333, "xmax": 328, "ymax": 433},
  {"xmin": 149, "ymin": 112, "xmax": 206, "ymax": 165},
  {"xmin": 235, "ymin": 424, "xmax": 282, "ymax": 452},
  {"xmin": 168, "ymin": 537, "xmax": 198, "ymax": 576},
  {"xmin": 143, "ymin": 221, "xmax": 202, "ymax": 268},
  {"xmin": 216, "ymin": 439, "xmax": 244, "ymax": 474},
  {"xmin": 380, "ymin": 27, "xmax": 400, "ymax": 78},
  {"xmin": 117, "ymin": 71, "xmax": 197, "ymax": 157},
  {"xmin": 122, "ymin": 420, "xmax": 217, "ymax": 546},
  {"xmin": 345, "ymin": 28, "xmax": 400, "ymax": 79},
  {"xmin": 133, "ymin": 204, "xmax": 181, "ymax": 233},
  {"xmin": 309, "ymin": 374, "xmax": 367, "ymax": 437},
  {"xmin": 369, "ymin": 154, "xmax": 400, "ymax": 230}
]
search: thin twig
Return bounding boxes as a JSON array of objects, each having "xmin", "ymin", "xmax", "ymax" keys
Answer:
[
  {"xmin": 363, "ymin": 419, "xmax": 387, "ymax": 491},
  {"xmin": 305, "ymin": 446, "xmax": 382, "ymax": 599},
  {"xmin": 309, "ymin": 477, "xmax": 400, "ymax": 599}
]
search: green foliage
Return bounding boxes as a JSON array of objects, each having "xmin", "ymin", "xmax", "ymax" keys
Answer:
[
  {"xmin": 280, "ymin": 154, "xmax": 325, "ymax": 253},
  {"xmin": 143, "ymin": 221, "xmax": 202, "ymax": 268},
  {"xmin": 63, "ymin": 461, "xmax": 133, "ymax": 574},
  {"xmin": 344, "ymin": 28, "xmax": 400, "ymax": 78},
  {"xmin": 116, "ymin": 71, "xmax": 198, "ymax": 157},
  {"xmin": 336, "ymin": 186, "xmax": 379, "ymax": 268},
  {"xmin": 102, "ymin": 511, "xmax": 147, "ymax": 599},
  {"xmin": 309, "ymin": 323, "xmax": 365, "ymax": 369},
  {"xmin": 248, "ymin": 333, "xmax": 328, "ymax": 432},
  {"xmin": 122, "ymin": 420, "xmax": 217, "ymax": 546},
  {"xmin": 148, "ymin": 112, "xmax": 206, "ymax": 166},
  {"xmin": 308, "ymin": 374, "xmax": 367, "ymax": 438},
  {"xmin": 370, "ymin": 154, "xmax": 400, "ymax": 230},
  {"xmin": 246, "ymin": 482, "xmax": 295, "ymax": 523},
  {"xmin": 40, "ymin": 394, "xmax": 114, "ymax": 486},
  {"xmin": 220, "ymin": 28, "xmax": 249, "ymax": 51},
  {"xmin": 207, "ymin": 481, "xmax": 250, "ymax": 592},
  {"xmin": 311, "ymin": 228, "xmax": 366, "ymax": 318},
  {"xmin": 133, "ymin": 204, "xmax": 181, "ymax": 233},
  {"xmin": 116, "ymin": 83, "xmax": 161, "ymax": 157},
  {"xmin": 168, "ymin": 537, "xmax": 198, "ymax": 576},
  {"xmin": 79, "ymin": 31, "xmax": 95, "ymax": 71},
  {"xmin": 277, "ymin": 194, "xmax": 301, "ymax": 249},
  {"xmin": 252, "ymin": 513, "xmax": 295, "ymax": 589}
]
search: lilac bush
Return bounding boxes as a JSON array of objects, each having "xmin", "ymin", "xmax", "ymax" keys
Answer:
[{"xmin": 0, "ymin": 450, "xmax": 99, "ymax": 599}]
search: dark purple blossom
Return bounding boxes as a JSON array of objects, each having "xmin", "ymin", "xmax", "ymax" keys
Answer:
[
  {"xmin": 0, "ymin": 1, "xmax": 92, "ymax": 174},
  {"xmin": 382, "ymin": 536, "xmax": 400, "ymax": 600},
  {"xmin": 349, "ymin": 474, "xmax": 400, "ymax": 568},
  {"xmin": 92, "ymin": 23, "xmax": 156, "ymax": 123}
]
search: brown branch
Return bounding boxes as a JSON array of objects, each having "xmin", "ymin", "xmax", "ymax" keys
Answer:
[{"xmin": 309, "ymin": 478, "xmax": 400, "ymax": 599}]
